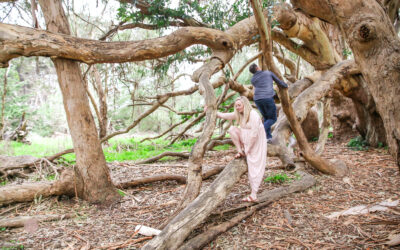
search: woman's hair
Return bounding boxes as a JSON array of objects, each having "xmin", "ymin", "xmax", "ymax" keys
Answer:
[{"xmin": 234, "ymin": 96, "xmax": 252, "ymax": 127}]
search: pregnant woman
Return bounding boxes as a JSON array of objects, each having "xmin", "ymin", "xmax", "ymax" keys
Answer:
[{"xmin": 207, "ymin": 96, "xmax": 267, "ymax": 202}]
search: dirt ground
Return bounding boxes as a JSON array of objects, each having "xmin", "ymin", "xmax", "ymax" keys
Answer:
[{"xmin": 1, "ymin": 135, "xmax": 400, "ymax": 249}]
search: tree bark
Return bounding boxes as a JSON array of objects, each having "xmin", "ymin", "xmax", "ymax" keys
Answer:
[
  {"xmin": 38, "ymin": 0, "xmax": 119, "ymax": 203},
  {"xmin": 301, "ymin": 108, "xmax": 320, "ymax": 141}
]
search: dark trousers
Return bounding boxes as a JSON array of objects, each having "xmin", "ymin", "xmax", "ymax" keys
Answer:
[{"xmin": 255, "ymin": 97, "xmax": 277, "ymax": 139}]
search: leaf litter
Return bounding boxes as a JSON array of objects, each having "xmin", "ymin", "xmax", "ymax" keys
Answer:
[{"xmin": 0, "ymin": 134, "xmax": 399, "ymax": 249}]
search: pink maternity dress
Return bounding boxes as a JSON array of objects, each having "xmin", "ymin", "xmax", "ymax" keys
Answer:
[{"xmin": 217, "ymin": 109, "xmax": 267, "ymax": 194}]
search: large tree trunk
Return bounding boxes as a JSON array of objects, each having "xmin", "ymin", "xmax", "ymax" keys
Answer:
[
  {"xmin": 38, "ymin": 0, "xmax": 119, "ymax": 203},
  {"xmin": 347, "ymin": 75, "xmax": 386, "ymax": 146},
  {"xmin": 292, "ymin": 0, "xmax": 400, "ymax": 167}
]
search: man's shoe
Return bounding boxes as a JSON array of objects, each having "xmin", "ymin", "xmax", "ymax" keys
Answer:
[{"xmin": 267, "ymin": 138, "xmax": 272, "ymax": 144}]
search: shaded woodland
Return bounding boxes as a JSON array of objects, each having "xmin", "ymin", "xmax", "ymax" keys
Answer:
[{"xmin": 1, "ymin": 0, "xmax": 400, "ymax": 249}]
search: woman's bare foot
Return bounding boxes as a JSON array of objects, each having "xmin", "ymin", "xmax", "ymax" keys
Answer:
[{"xmin": 241, "ymin": 195, "xmax": 258, "ymax": 203}]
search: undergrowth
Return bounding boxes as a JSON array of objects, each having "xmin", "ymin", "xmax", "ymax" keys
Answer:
[
  {"xmin": 347, "ymin": 136, "xmax": 369, "ymax": 151},
  {"xmin": 1, "ymin": 137, "xmax": 232, "ymax": 165},
  {"xmin": 264, "ymin": 172, "xmax": 301, "ymax": 184}
]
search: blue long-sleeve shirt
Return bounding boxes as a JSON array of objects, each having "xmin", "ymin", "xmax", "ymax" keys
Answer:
[{"xmin": 251, "ymin": 70, "xmax": 288, "ymax": 100}]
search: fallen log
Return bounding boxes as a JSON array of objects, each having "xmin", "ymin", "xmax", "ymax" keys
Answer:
[
  {"xmin": 215, "ymin": 171, "xmax": 315, "ymax": 215},
  {"xmin": 0, "ymin": 169, "xmax": 74, "ymax": 206},
  {"xmin": 134, "ymin": 152, "xmax": 190, "ymax": 165},
  {"xmin": 0, "ymin": 149, "xmax": 74, "ymax": 173},
  {"xmin": 179, "ymin": 171, "xmax": 315, "ymax": 249},
  {"xmin": 118, "ymin": 166, "xmax": 225, "ymax": 189},
  {"xmin": 118, "ymin": 175, "xmax": 187, "ymax": 188},
  {"xmin": 0, "ymin": 213, "xmax": 73, "ymax": 228},
  {"xmin": 179, "ymin": 201, "xmax": 270, "ymax": 250},
  {"xmin": 142, "ymin": 158, "xmax": 247, "ymax": 250},
  {"xmin": 206, "ymin": 139, "xmax": 233, "ymax": 150}
]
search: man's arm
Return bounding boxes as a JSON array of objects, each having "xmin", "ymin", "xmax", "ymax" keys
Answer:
[{"xmin": 271, "ymin": 72, "xmax": 288, "ymax": 88}]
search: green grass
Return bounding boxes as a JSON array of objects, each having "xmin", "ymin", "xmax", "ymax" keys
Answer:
[
  {"xmin": 0, "ymin": 137, "xmax": 73, "ymax": 157},
  {"xmin": 1, "ymin": 136, "xmax": 231, "ymax": 164},
  {"xmin": 264, "ymin": 172, "xmax": 302, "ymax": 184},
  {"xmin": 264, "ymin": 173, "xmax": 290, "ymax": 183},
  {"xmin": 117, "ymin": 189, "xmax": 127, "ymax": 197}
]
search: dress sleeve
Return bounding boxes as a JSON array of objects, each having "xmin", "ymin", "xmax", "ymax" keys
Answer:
[{"xmin": 216, "ymin": 112, "xmax": 236, "ymax": 120}]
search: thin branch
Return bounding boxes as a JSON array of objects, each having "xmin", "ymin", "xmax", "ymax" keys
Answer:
[
  {"xmin": 73, "ymin": 11, "xmax": 105, "ymax": 34},
  {"xmin": 134, "ymin": 152, "xmax": 190, "ymax": 165},
  {"xmin": 140, "ymin": 117, "xmax": 190, "ymax": 143}
]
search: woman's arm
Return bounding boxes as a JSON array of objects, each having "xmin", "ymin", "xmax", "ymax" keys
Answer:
[
  {"xmin": 204, "ymin": 105, "xmax": 235, "ymax": 120},
  {"xmin": 217, "ymin": 112, "xmax": 236, "ymax": 120}
]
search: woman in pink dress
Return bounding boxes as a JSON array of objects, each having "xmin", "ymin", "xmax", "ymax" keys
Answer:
[{"xmin": 216, "ymin": 96, "xmax": 267, "ymax": 202}]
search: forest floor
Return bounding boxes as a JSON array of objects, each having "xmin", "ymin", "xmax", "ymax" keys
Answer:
[{"xmin": 1, "ymin": 134, "xmax": 400, "ymax": 249}]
